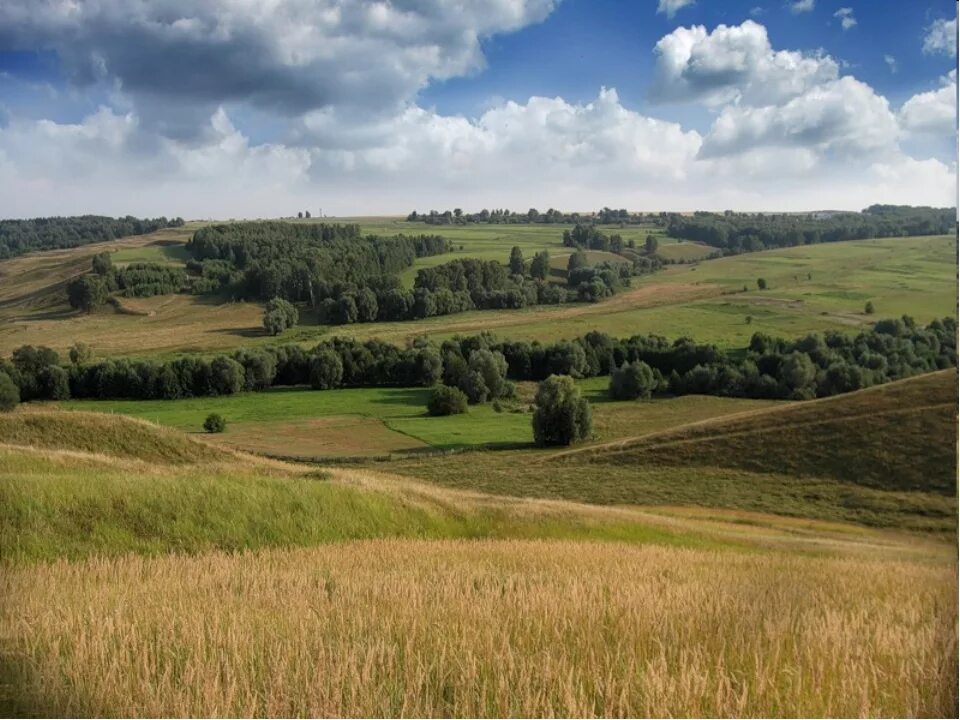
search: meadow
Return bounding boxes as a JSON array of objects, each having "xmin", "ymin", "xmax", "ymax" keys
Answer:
[{"xmin": 60, "ymin": 380, "xmax": 778, "ymax": 458}]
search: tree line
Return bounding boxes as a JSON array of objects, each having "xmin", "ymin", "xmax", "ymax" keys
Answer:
[
  {"xmin": 0, "ymin": 216, "xmax": 185, "ymax": 259},
  {"xmin": 667, "ymin": 205, "xmax": 955, "ymax": 255},
  {"xmin": 2, "ymin": 316, "xmax": 953, "ymax": 412},
  {"xmin": 407, "ymin": 207, "xmax": 666, "ymax": 226}
]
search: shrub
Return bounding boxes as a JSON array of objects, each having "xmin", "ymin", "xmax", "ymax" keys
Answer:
[
  {"xmin": 203, "ymin": 413, "xmax": 226, "ymax": 433},
  {"xmin": 757, "ymin": 278, "xmax": 767, "ymax": 290},
  {"xmin": 865, "ymin": 301, "xmax": 875, "ymax": 315},
  {"xmin": 427, "ymin": 384, "xmax": 468, "ymax": 416},
  {"xmin": 532, "ymin": 374, "xmax": 592, "ymax": 447}
]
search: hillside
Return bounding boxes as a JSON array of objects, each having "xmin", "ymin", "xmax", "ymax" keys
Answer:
[
  {"xmin": 557, "ymin": 369, "xmax": 958, "ymax": 495},
  {"xmin": 385, "ymin": 370, "xmax": 958, "ymax": 532},
  {"xmin": 0, "ymin": 407, "xmax": 234, "ymax": 465}
]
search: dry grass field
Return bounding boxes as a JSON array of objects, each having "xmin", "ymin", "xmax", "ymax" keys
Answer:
[{"xmin": 2, "ymin": 539, "xmax": 955, "ymax": 717}]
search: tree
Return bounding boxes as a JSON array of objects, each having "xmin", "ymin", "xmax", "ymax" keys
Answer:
[
  {"xmin": 532, "ymin": 374, "xmax": 592, "ymax": 447},
  {"xmin": 865, "ymin": 301, "xmax": 875, "ymax": 314},
  {"xmin": 645, "ymin": 235, "xmax": 659, "ymax": 255},
  {"xmin": 297, "ymin": 211, "xmax": 303, "ymax": 219},
  {"xmin": 609, "ymin": 360, "xmax": 657, "ymax": 400},
  {"xmin": 529, "ymin": 251, "xmax": 550, "ymax": 280},
  {"xmin": 203, "ymin": 413, "xmax": 226, "ymax": 433},
  {"xmin": 427, "ymin": 384, "xmax": 468, "ymax": 416},
  {"xmin": 263, "ymin": 297, "xmax": 298, "ymax": 335},
  {"xmin": 567, "ymin": 249, "xmax": 588, "ymax": 273},
  {"xmin": 40, "ymin": 366, "xmax": 71, "ymax": 400},
  {"xmin": 69, "ymin": 342, "xmax": 93, "ymax": 365},
  {"xmin": 509, "ymin": 246, "xmax": 525, "ymax": 275},
  {"xmin": 309, "ymin": 350, "xmax": 344, "ymax": 390},
  {"xmin": 355, "ymin": 288, "xmax": 379, "ymax": 323},
  {"xmin": 304, "ymin": 210, "xmax": 311, "ymax": 218},
  {"xmin": 757, "ymin": 277, "xmax": 767, "ymax": 290},
  {"xmin": 0, "ymin": 371, "xmax": 20, "ymax": 411},
  {"xmin": 91, "ymin": 252, "xmax": 113, "ymax": 275},
  {"xmin": 209, "ymin": 356, "xmax": 244, "ymax": 395},
  {"xmin": 67, "ymin": 275, "xmax": 107, "ymax": 312},
  {"xmin": 459, "ymin": 349, "xmax": 509, "ymax": 403}
]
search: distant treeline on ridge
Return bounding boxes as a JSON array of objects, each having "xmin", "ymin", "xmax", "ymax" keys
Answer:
[{"xmin": 0, "ymin": 215, "xmax": 185, "ymax": 259}]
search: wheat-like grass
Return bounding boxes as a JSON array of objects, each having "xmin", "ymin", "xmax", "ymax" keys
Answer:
[{"xmin": 2, "ymin": 539, "xmax": 955, "ymax": 717}]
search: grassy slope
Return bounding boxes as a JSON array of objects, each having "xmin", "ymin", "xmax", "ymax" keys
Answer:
[
  {"xmin": 384, "ymin": 371, "xmax": 958, "ymax": 533},
  {"xmin": 561, "ymin": 369, "xmax": 958, "ymax": 494},
  {"xmin": 1, "ymin": 223, "xmax": 953, "ymax": 356},
  {"xmin": 2, "ymin": 407, "xmax": 948, "ymax": 564}
]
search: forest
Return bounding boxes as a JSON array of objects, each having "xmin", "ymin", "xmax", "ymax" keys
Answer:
[
  {"xmin": 0, "ymin": 215, "xmax": 185, "ymax": 259},
  {"xmin": 407, "ymin": 207, "xmax": 662, "ymax": 225},
  {"xmin": 667, "ymin": 205, "xmax": 955, "ymax": 253},
  {"xmin": 185, "ymin": 222, "xmax": 451, "ymax": 303}
]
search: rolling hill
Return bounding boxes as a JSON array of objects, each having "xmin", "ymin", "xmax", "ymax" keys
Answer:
[{"xmin": 555, "ymin": 369, "xmax": 958, "ymax": 495}]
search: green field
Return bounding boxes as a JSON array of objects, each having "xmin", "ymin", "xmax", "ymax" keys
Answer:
[{"xmin": 60, "ymin": 378, "xmax": 783, "ymax": 459}]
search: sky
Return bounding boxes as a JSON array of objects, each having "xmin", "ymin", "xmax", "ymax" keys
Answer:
[{"xmin": 0, "ymin": 0, "xmax": 956, "ymax": 218}]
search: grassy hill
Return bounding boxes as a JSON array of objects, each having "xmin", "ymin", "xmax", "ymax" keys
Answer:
[
  {"xmin": 385, "ymin": 371, "xmax": 958, "ymax": 533},
  {"xmin": 1, "ymin": 403, "xmax": 955, "ymax": 717},
  {"xmin": 558, "ymin": 369, "xmax": 958, "ymax": 495}
]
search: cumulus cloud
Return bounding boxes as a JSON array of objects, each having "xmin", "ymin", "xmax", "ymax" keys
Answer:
[
  {"xmin": 0, "ymin": 0, "xmax": 557, "ymax": 136},
  {"xmin": 899, "ymin": 71, "xmax": 957, "ymax": 137},
  {"xmin": 699, "ymin": 77, "xmax": 900, "ymax": 159},
  {"xmin": 0, "ymin": 10, "xmax": 955, "ymax": 217},
  {"xmin": 923, "ymin": 17, "xmax": 957, "ymax": 57},
  {"xmin": 834, "ymin": 8, "xmax": 856, "ymax": 31},
  {"xmin": 656, "ymin": 0, "xmax": 695, "ymax": 19},
  {"xmin": 650, "ymin": 20, "xmax": 838, "ymax": 106},
  {"xmin": 789, "ymin": 0, "xmax": 814, "ymax": 15}
]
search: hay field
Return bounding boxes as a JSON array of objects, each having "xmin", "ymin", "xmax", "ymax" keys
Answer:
[{"xmin": 3, "ymin": 539, "xmax": 955, "ymax": 717}]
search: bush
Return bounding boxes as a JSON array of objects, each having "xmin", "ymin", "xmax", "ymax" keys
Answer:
[
  {"xmin": 757, "ymin": 277, "xmax": 767, "ymax": 290},
  {"xmin": 865, "ymin": 301, "xmax": 875, "ymax": 315},
  {"xmin": 427, "ymin": 384, "xmax": 468, "ymax": 416},
  {"xmin": 0, "ymin": 371, "xmax": 19, "ymax": 411},
  {"xmin": 532, "ymin": 374, "xmax": 592, "ymax": 447},
  {"xmin": 203, "ymin": 413, "xmax": 226, "ymax": 433}
]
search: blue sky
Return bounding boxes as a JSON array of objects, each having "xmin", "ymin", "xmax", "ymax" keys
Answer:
[{"xmin": 0, "ymin": 0, "xmax": 955, "ymax": 217}]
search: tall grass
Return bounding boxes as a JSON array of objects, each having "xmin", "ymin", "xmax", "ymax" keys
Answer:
[{"xmin": 2, "ymin": 540, "xmax": 955, "ymax": 717}]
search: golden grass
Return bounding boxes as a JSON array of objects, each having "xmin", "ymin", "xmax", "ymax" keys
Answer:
[{"xmin": 2, "ymin": 539, "xmax": 955, "ymax": 717}]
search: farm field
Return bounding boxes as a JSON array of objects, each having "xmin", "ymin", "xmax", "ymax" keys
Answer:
[
  {"xmin": 3, "ymin": 221, "xmax": 950, "ymax": 357},
  {"xmin": 0, "ymin": 408, "xmax": 955, "ymax": 717}
]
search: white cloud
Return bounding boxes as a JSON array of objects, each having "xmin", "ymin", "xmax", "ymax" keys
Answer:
[
  {"xmin": 0, "ymin": 0, "xmax": 558, "ymax": 137},
  {"xmin": 657, "ymin": 0, "xmax": 695, "ymax": 19},
  {"xmin": 699, "ymin": 76, "xmax": 900, "ymax": 159},
  {"xmin": 789, "ymin": 0, "xmax": 815, "ymax": 15},
  {"xmin": 650, "ymin": 20, "xmax": 838, "ymax": 106},
  {"xmin": 899, "ymin": 71, "xmax": 957, "ymax": 137},
  {"xmin": 834, "ymin": 8, "xmax": 856, "ymax": 31},
  {"xmin": 0, "ymin": 12, "xmax": 955, "ymax": 217},
  {"xmin": 923, "ymin": 17, "xmax": 957, "ymax": 57},
  {"xmin": 884, "ymin": 55, "xmax": 897, "ymax": 73}
]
